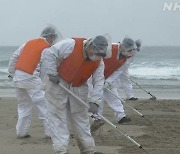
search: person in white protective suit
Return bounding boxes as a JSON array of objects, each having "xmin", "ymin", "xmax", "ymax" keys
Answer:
[
  {"xmin": 8, "ymin": 25, "xmax": 62, "ymax": 138},
  {"xmin": 91, "ymin": 37, "xmax": 142, "ymax": 130},
  {"xmin": 118, "ymin": 39, "xmax": 142, "ymax": 101},
  {"xmin": 44, "ymin": 36, "xmax": 108, "ymax": 154}
]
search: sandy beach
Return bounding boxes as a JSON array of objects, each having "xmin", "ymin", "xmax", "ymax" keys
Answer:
[{"xmin": 0, "ymin": 97, "xmax": 180, "ymax": 154}]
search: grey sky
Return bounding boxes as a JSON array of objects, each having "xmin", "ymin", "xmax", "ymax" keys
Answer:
[{"xmin": 0, "ymin": 0, "xmax": 179, "ymax": 46}]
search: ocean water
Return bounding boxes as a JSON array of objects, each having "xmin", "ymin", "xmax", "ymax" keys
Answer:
[
  {"xmin": 129, "ymin": 46, "xmax": 180, "ymax": 87},
  {"xmin": 0, "ymin": 46, "xmax": 180, "ymax": 92},
  {"xmin": 130, "ymin": 46, "xmax": 180, "ymax": 80},
  {"xmin": 0, "ymin": 46, "xmax": 18, "ymax": 89}
]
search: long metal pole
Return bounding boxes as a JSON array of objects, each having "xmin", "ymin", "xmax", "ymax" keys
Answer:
[
  {"xmin": 123, "ymin": 73, "xmax": 157, "ymax": 100},
  {"xmin": 105, "ymin": 87, "xmax": 144, "ymax": 117},
  {"xmin": 58, "ymin": 82, "xmax": 149, "ymax": 153}
]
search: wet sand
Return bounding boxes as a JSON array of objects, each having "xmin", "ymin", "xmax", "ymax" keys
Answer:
[{"xmin": 0, "ymin": 98, "xmax": 180, "ymax": 154}]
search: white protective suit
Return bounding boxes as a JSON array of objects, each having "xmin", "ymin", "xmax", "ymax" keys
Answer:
[
  {"xmin": 118, "ymin": 55, "xmax": 135, "ymax": 99},
  {"xmin": 44, "ymin": 39, "xmax": 104, "ymax": 154},
  {"xmin": 98, "ymin": 43, "xmax": 137, "ymax": 121},
  {"xmin": 8, "ymin": 38, "xmax": 50, "ymax": 137}
]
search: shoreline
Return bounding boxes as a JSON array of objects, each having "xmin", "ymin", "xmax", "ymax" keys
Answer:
[
  {"xmin": 0, "ymin": 98, "xmax": 180, "ymax": 154},
  {"xmin": 1, "ymin": 85, "xmax": 180, "ymax": 100}
]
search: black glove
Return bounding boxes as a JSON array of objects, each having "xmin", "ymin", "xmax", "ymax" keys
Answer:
[
  {"xmin": 48, "ymin": 75, "xmax": 59, "ymax": 84},
  {"xmin": 89, "ymin": 102, "xmax": 99, "ymax": 114},
  {"xmin": 8, "ymin": 74, "xmax": 13, "ymax": 81}
]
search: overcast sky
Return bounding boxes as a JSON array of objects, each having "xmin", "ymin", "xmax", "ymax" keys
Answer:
[{"xmin": 0, "ymin": 0, "xmax": 179, "ymax": 46}]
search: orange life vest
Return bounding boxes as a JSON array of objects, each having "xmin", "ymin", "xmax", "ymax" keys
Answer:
[
  {"xmin": 58, "ymin": 38, "xmax": 101, "ymax": 87},
  {"xmin": 16, "ymin": 38, "xmax": 49, "ymax": 74},
  {"xmin": 104, "ymin": 44, "xmax": 128, "ymax": 79}
]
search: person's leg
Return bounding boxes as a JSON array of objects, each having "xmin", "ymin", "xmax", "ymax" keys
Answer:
[
  {"xmin": 98, "ymin": 99, "xmax": 104, "ymax": 115},
  {"xmin": 68, "ymin": 86, "xmax": 103, "ymax": 154},
  {"xmin": 119, "ymin": 69, "xmax": 135, "ymax": 99},
  {"xmin": 104, "ymin": 87, "xmax": 131, "ymax": 123},
  {"xmin": 104, "ymin": 87, "xmax": 126, "ymax": 121},
  {"xmin": 27, "ymin": 88, "xmax": 50, "ymax": 137},
  {"xmin": 47, "ymin": 101, "xmax": 69, "ymax": 154},
  {"xmin": 16, "ymin": 88, "xmax": 33, "ymax": 137},
  {"xmin": 70, "ymin": 109, "xmax": 96, "ymax": 154}
]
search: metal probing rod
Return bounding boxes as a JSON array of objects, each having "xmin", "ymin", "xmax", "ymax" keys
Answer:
[{"xmin": 58, "ymin": 82, "xmax": 149, "ymax": 153}]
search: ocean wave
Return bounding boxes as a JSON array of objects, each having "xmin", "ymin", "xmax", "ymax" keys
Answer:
[
  {"xmin": 133, "ymin": 61, "xmax": 178, "ymax": 68},
  {"xmin": 129, "ymin": 66, "xmax": 180, "ymax": 80},
  {"xmin": 0, "ymin": 59, "xmax": 9, "ymax": 67},
  {"xmin": 0, "ymin": 68, "xmax": 8, "ymax": 74},
  {"xmin": 0, "ymin": 80, "xmax": 14, "ymax": 88}
]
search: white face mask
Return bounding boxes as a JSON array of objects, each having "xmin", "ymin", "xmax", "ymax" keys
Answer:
[
  {"xmin": 89, "ymin": 54, "xmax": 100, "ymax": 61},
  {"xmin": 121, "ymin": 49, "xmax": 136, "ymax": 57},
  {"xmin": 85, "ymin": 46, "xmax": 102, "ymax": 61}
]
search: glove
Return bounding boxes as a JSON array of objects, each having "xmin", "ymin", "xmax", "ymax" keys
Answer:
[
  {"xmin": 89, "ymin": 102, "xmax": 99, "ymax": 114},
  {"xmin": 104, "ymin": 81, "xmax": 111, "ymax": 89},
  {"xmin": 8, "ymin": 74, "xmax": 14, "ymax": 81},
  {"xmin": 48, "ymin": 74, "xmax": 59, "ymax": 84}
]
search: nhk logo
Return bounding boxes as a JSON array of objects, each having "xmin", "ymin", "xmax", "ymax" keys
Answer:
[{"xmin": 163, "ymin": 2, "xmax": 180, "ymax": 11}]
